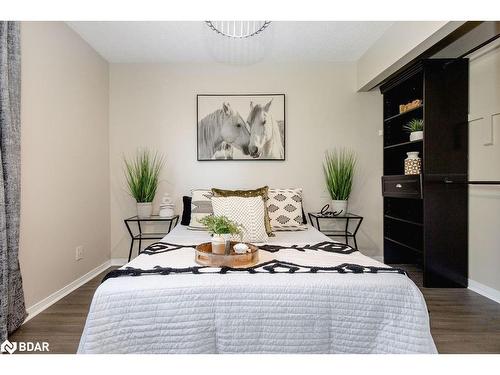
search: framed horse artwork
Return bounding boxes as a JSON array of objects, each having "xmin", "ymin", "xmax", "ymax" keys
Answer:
[{"xmin": 197, "ymin": 94, "xmax": 285, "ymax": 161}]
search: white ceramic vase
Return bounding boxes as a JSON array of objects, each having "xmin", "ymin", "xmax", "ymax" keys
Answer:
[
  {"xmin": 410, "ymin": 131, "xmax": 423, "ymax": 141},
  {"xmin": 331, "ymin": 200, "xmax": 348, "ymax": 216},
  {"xmin": 137, "ymin": 202, "xmax": 153, "ymax": 218}
]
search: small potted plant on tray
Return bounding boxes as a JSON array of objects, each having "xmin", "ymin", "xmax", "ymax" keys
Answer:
[
  {"xmin": 124, "ymin": 149, "xmax": 165, "ymax": 218},
  {"xmin": 199, "ymin": 215, "xmax": 242, "ymax": 255},
  {"xmin": 323, "ymin": 148, "xmax": 357, "ymax": 216},
  {"xmin": 404, "ymin": 118, "xmax": 424, "ymax": 141}
]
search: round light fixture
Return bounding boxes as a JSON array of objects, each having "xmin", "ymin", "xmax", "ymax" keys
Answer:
[{"xmin": 205, "ymin": 21, "xmax": 271, "ymax": 39}]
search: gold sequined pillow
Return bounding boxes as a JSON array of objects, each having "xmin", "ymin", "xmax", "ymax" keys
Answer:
[{"xmin": 211, "ymin": 186, "xmax": 273, "ymax": 237}]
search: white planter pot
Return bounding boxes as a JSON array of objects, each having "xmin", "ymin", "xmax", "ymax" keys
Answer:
[
  {"xmin": 331, "ymin": 200, "xmax": 348, "ymax": 216},
  {"xmin": 212, "ymin": 234, "xmax": 231, "ymax": 255},
  {"xmin": 410, "ymin": 131, "xmax": 423, "ymax": 142},
  {"xmin": 137, "ymin": 202, "xmax": 153, "ymax": 218}
]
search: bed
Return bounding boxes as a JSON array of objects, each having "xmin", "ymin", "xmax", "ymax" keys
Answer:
[{"xmin": 78, "ymin": 224, "xmax": 437, "ymax": 354}]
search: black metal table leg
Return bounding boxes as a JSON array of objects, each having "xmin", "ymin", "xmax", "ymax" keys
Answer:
[
  {"xmin": 123, "ymin": 215, "xmax": 180, "ymax": 261},
  {"xmin": 124, "ymin": 219, "xmax": 135, "ymax": 262},
  {"xmin": 306, "ymin": 212, "xmax": 363, "ymax": 250},
  {"xmin": 352, "ymin": 217, "xmax": 363, "ymax": 250},
  {"xmin": 137, "ymin": 221, "xmax": 142, "ymax": 256},
  {"xmin": 128, "ymin": 239, "xmax": 134, "ymax": 262},
  {"xmin": 345, "ymin": 217, "xmax": 350, "ymax": 246}
]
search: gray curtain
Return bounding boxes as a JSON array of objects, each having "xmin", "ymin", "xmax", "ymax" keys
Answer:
[{"xmin": 0, "ymin": 21, "xmax": 26, "ymax": 342}]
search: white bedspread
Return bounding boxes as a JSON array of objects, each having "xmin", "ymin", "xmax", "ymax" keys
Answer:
[{"xmin": 78, "ymin": 225, "xmax": 436, "ymax": 354}]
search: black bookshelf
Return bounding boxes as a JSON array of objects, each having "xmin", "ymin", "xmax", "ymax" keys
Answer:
[{"xmin": 380, "ymin": 59, "xmax": 469, "ymax": 288}]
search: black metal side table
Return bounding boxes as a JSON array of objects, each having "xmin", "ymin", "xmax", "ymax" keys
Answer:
[
  {"xmin": 308, "ymin": 212, "xmax": 363, "ymax": 249},
  {"xmin": 124, "ymin": 215, "xmax": 179, "ymax": 261}
]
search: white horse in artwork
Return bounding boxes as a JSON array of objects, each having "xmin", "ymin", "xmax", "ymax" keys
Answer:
[
  {"xmin": 247, "ymin": 99, "xmax": 284, "ymax": 159},
  {"xmin": 198, "ymin": 103, "xmax": 251, "ymax": 160}
]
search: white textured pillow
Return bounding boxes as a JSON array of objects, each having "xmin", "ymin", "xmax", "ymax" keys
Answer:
[
  {"xmin": 211, "ymin": 196, "xmax": 269, "ymax": 243},
  {"xmin": 188, "ymin": 189, "xmax": 213, "ymax": 230},
  {"xmin": 267, "ymin": 188, "xmax": 307, "ymax": 231}
]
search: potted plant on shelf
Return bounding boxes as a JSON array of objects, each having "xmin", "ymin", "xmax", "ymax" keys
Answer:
[
  {"xmin": 404, "ymin": 118, "xmax": 424, "ymax": 141},
  {"xmin": 323, "ymin": 148, "xmax": 356, "ymax": 216},
  {"xmin": 199, "ymin": 215, "xmax": 242, "ymax": 255},
  {"xmin": 124, "ymin": 149, "xmax": 165, "ymax": 218}
]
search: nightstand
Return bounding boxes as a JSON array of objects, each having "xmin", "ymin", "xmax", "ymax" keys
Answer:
[
  {"xmin": 308, "ymin": 212, "xmax": 363, "ymax": 249},
  {"xmin": 124, "ymin": 215, "xmax": 179, "ymax": 261}
]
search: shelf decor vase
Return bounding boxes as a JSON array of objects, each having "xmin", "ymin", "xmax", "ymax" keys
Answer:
[
  {"xmin": 410, "ymin": 131, "xmax": 423, "ymax": 142},
  {"xmin": 331, "ymin": 200, "xmax": 348, "ymax": 216},
  {"xmin": 404, "ymin": 152, "xmax": 422, "ymax": 175}
]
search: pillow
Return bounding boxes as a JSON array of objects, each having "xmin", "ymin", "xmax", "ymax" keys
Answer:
[
  {"xmin": 211, "ymin": 186, "xmax": 273, "ymax": 237},
  {"xmin": 267, "ymin": 188, "xmax": 308, "ymax": 231},
  {"xmin": 188, "ymin": 189, "xmax": 213, "ymax": 230},
  {"xmin": 211, "ymin": 196, "xmax": 269, "ymax": 243},
  {"xmin": 181, "ymin": 196, "xmax": 192, "ymax": 226}
]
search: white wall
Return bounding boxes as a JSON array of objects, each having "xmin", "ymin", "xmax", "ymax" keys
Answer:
[
  {"xmin": 20, "ymin": 22, "xmax": 110, "ymax": 309},
  {"xmin": 468, "ymin": 42, "xmax": 500, "ymax": 294},
  {"xmin": 357, "ymin": 21, "xmax": 464, "ymax": 91},
  {"xmin": 109, "ymin": 63, "xmax": 383, "ymax": 259}
]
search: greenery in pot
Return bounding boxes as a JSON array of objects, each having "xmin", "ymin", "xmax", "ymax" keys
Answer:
[
  {"xmin": 403, "ymin": 118, "xmax": 424, "ymax": 133},
  {"xmin": 124, "ymin": 149, "xmax": 165, "ymax": 203},
  {"xmin": 199, "ymin": 215, "xmax": 242, "ymax": 237},
  {"xmin": 323, "ymin": 148, "xmax": 357, "ymax": 201}
]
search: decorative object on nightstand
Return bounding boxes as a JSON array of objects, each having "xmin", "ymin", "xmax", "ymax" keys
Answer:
[
  {"xmin": 403, "ymin": 118, "xmax": 424, "ymax": 141},
  {"xmin": 404, "ymin": 152, "xmax": 422, "ymax": 175},
  {"xmin": 159, "ymin": 193, "xmax": 175, "ymax": 217},
  {"xmin": 124, "ymin": 215, "xmax": 179, "ymax": 261},
  {"xmin": 323, "ymin": 148, "xmax": 356, "ymax": 216},
  {"xmin": 319, "ymin": 203, "xmax": 342, "ymax": 217},
  {"xmin": 308, "ymin": 212, "xmax": 363, "ymax": 249},
  {"xmin": 124, "ymin": 149, "xmax": 165, "ymax": 218}
]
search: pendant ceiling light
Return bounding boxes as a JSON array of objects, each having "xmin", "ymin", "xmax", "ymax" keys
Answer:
[{"xmin": 205, "ymin": 21, "xmax": 272, "ymax": 38}]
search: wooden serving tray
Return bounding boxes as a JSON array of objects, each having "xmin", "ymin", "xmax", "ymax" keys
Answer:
[{"xmin": 195, "ymin": 241, "xmax": 259, "ymax": 268}]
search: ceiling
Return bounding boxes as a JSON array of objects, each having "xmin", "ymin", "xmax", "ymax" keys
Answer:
[{"xmin": 66, "ymin": 21, "xmax": 393, "ymax": 63}]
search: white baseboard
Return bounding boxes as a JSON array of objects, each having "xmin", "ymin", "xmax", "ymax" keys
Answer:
[
  {"xmin": 24, "ymin": 259, "xmax": 112, "ymax": 323},
  {"xmin": 468, "ymin": 279, "xmax": 500, "ymax": 304}
]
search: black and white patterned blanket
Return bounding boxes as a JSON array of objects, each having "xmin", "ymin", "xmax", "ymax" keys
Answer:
[{"xmin": 103, "ymin": 241, "xmax": 405, "ymax": 282}]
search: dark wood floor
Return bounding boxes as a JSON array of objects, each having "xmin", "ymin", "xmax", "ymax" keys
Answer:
[
  {"xmin": 10, "ymin": 266, "xmax": 500, "ymax": 354},
  {"xmin": 397, "ymin": 264, "xmax": 500, "ymax": 354},
  {"xmin": 10, "ymin": 268, "xmax": 113, "ymax": 354}
]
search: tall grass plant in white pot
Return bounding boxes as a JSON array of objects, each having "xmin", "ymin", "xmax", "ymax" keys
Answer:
[
  {"xmin": 323, "ymin": 148, "xmax": 357, "ymax": 216},
  {"xmin": 124, "ymin": 150, "xmax": 165, "ymax": 218}
]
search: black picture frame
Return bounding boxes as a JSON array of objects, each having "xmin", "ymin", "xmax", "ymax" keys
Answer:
[{"xmin": 197, "ymin": 94, "xmax": 286, "ymax": 161}]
